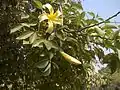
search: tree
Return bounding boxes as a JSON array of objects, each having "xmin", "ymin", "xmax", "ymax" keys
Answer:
[{"xmin": 0, "ymin": 0, "xmax": 120, "ymax": 89}]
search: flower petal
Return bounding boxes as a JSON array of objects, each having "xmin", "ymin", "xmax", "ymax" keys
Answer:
[
  {"xmin": 38, "ymin": 13, "xmax": 48, "ymax": 22},
  {"xmin": 53, "ymin": 18, "xmax": 63, "ymax": 25},
  {"xmin": 46, "ymin": 20, "xmax": 54, "ymax": 34},
  {"xmin": 43, "ymin": 3, "xmax": 54, "ymax": 14},
  {"xmin": 54, "ymin": 9, "xmax": 62, "ymax": 17}
]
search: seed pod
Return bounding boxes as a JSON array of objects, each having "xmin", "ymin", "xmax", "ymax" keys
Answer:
[{"xmin": 60, "ymin": 51, "xmax": 81, "ymax": 65}]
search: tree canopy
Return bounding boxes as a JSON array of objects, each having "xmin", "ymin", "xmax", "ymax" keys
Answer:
[{"xmin": 0, "ymin": 0, "xmax": 120, "ymax": 89}]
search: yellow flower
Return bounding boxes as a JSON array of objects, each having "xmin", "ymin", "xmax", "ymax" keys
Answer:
[{"xmin": 39, "ymin": 3, "xmax": 63, "ymax": 34}]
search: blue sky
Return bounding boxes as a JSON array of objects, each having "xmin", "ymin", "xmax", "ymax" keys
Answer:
[{"xmin": 82, "ymin": 0, "xmax": 120, "ymax": 22}]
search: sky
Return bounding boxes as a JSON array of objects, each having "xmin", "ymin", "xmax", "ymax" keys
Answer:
[{"xmin": 82, "ymin": 0, "xmax": 120, "ymax": 22}]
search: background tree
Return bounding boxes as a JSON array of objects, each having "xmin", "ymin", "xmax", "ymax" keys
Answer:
[{"xmin": 0, "ymin": 0, "xmax": 120, "ymax": 90}]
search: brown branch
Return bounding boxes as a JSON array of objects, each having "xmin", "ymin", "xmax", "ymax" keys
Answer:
[{"xmin": 78, "ymin": 11, "xmax": 120, "ymax": 32}]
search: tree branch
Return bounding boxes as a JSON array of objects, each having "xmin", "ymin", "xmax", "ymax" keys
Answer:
[{"xmin": 78, "ymin": 11, "xmax": 120, "ymax": 32}]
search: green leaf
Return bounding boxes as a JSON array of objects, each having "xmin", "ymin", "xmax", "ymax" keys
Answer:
[
  {"xmin": 86, "ymin": 19, "xmax": 98, "ymax": 25},
  {"xmin": 16, "ymin": 31, "xmax": 34, "ymax": 40},
  {"xmin": 21, "ymin": 14, "xmax": 29, "ymax": 19},
  {"xmin": 29, "ymin": 32, "xmax": 37, "ymax": 44},
  {"xmin": 72, "ymin": 2, "xmax": 83, "ymax": 10},
  {"xmin": 80, "ymin": 12, "xmax": 85, "ymax": 19},
  {"xmin": 94, "ymin": 47, "xmax": 104, "ymax": 59},
  {"xmin": 52, "ymin": 62, "xmax": 59, "ymax": 69},
  {"xmin": 103, "ymin": 53, "xmax": 119, "ymax": 73},
  {"xmin": 48, "ymin": 33, "xmax": 55, "ymax": 40},
  {"xmin": 32, "ymin": 0, "xmax": 42, "ymax": 9},
  {"xmin": 104, "ymin": 40, "xmax": 113, "ymax": 48},
  {"xmin": 23, "ymin": 40, "xmax": 29, "ymax": 44},
  {"xmin": 44, "ymin": 40, "xmax": 52, "ymax": 50},
  {"xmin": 117, "ymin": 49, "xmax": 120, "ymax": 60},
  {"xmin": 110, "ymin": 59, "xmax": 117, "ymax": 74},
  {"xmin": 56, "ymin": 30, "xmax": 65, "ymax": 40},
  {"xmin": 21, "ymin": 23, "xmax": 37, "ymax": 27},
  {"xmin": 36, "ymin": 60, "xmax": 49, "ymax": 68},
  {"xmin": 10, "ymin": 25, "xmax": 23, "ymax": 33},
  {"xmin": 43, "ymin": 67, "xmax": 51, "ymax": 76},
  {"xmin": 95, "ymin": 26, "xmax": 105, "ymax": 36},
  {"xmin": 44, "ymin": 40, "xmax": 58, "ymax": 50},
  {"xmin": 32, "ymin": 39, "xmax": 44, "ymax": 47},
  {"xmin": 103, "ymin": 53, "xmax": 115, "ymax": 63},
  {"xmin": 87, "ymin": 12, "xmax": 95, "ymax": 18},
  {"xmin": 21, "ymin": 23, "xmax": 30, "ymax": 27},
  {"xmin": 97, "ymin": 17, "xmax": 104, "ymax": 21},
  {"xmin": 112, "ymin": 30, "xmax": 119, "ymax": 40},
  {"xmin": 103, "ymin": 24, "xmax": 118, "ymax": 29},
  {"xmin": 115, "ymin": 41, "xmax": 120, "ymax": 50},
  {"xmin": 43, "ymin": 63, "xmax": 51, "ymax": 76},
  {"xmin": 44, "ymin": 63, "xmax": 51, "ymax": 72},
  {"xmin": 49, "ymin": 52, "xmax": 54, "ymax": 60}
]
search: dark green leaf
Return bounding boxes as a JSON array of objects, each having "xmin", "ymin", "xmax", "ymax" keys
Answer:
[
  {"xmin": 29, "ymin": 32, "xmax": 37, "ymax": 44},
  {"xmin": 110, "ymin": 59, "xmax": 117, "ymax": 74},
  {"xmin": 52, "ymin": 62, "xmax": 59, "ymax": 69},
  {"xmin": 80, "ymin": 12, "xmax": 85, "ymax": 19},
  {"xmin": 103, "ymin": 53, "xmax": 116, "ymax": 63},
  {"xmin": 112, "ymin": 30, "xmax": 119, "ymax": 40},
  {"xmin": 16, "ymin": 31, "xmax": 34, "ymax": 40},
  {"xmin": 117, "ymin": 49, "xmax": 120, "ymax": 60},
  {"xmin": 87, "ymin": 12, "xmax": 95, "ymax": 18},
  {"xmin": 10, "ymin": 25, "xmax": 23, "ymax": 33},
  {"xmin": 72, "ymin": 2, "xmax": 83, "ymax": 10},
  {"xmin": 56, "ymin": 30, "xmax": 65, "ymax": 41},
  {"xmin": 36, "ymin": 60, "xmax": 49, "ymax": 68},
  {"xmin": 86, "ymin": 19, "xmax": 98, "ymax": 25},
  {"xmin": 103, "ymin": 53, "xmax": 119, "ymax": 73},
  {"xmin": 44, "ymin": 40, "xmax": 52, "ymax": 50},
  {"xmin": 94, "ymin": 47, "xmax": 104, "ymax": 59},
  {"xmin": 103, "ymin": 24, "xmax": 117, "ymax": 29},
  {"xmin": 43, "ymin": 63, "xmax": 51, "ymax": 76},
  {"xmin": 32, "ymin": 39, "xmax": 44, "ymax": 47},
  {"xmin": 115, "ymin": 41, "xmax": 120, "ymax": 49},
  {"xmin": 97, "ymin": 17, "xmax": 104, "ymax": 21},
  {"xmin": 44, "ymin": 40, "xmax": 58, "ymax": 50},
  {"xmin": 32, "ymin": 0, "xmax": 42, "ymax": 9},
  {"xmin": 48, "ymin": 33, "xmax": 55, "ymax": 40},
  {"xmin": 44, "ymin": 62, "xmax": 51, "ymax": 72}
]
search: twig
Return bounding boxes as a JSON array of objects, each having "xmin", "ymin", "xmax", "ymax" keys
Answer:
[
  {"xmin": 78, "ymin": 11, "xmax": 120, "ymax": 32},
  {"xmin": 107, "ymin": 22, "xmax": 120, "ymax": 23}
]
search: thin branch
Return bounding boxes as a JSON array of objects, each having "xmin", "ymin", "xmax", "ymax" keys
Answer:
[
  {"xmin": 78, "ymin": 11, "xmax": 120, "ymax": 32},
  {"xmin": 107, "ymin": 22, "xmax": 120, "ymax": 23}
]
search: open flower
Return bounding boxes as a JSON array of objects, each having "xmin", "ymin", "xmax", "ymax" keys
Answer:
[{"xmin": 38, "ymin": 3, "xmax": 63, "ymax": 34}]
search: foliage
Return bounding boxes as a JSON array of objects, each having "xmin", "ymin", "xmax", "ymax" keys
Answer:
[{"xmin": 0, "ymin": 0, "xmax": 120, "ymax": 89}]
